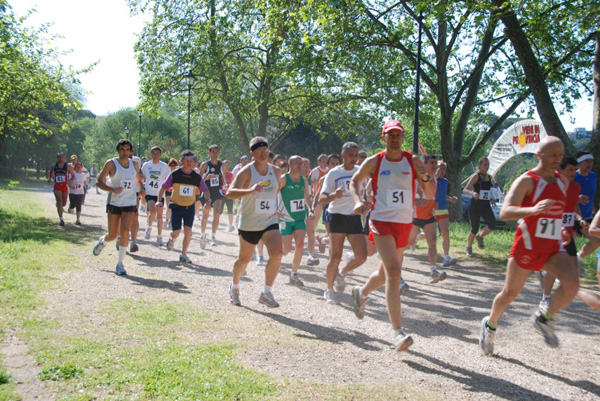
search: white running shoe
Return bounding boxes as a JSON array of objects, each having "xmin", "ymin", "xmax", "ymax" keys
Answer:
[
  {"xmin": 145, "ymin": 226, "xmax": 152, "ymax": 240},
  {"xmin": 334, "ymin": 271, "xmax": 346, "ymax": 293},
  {"xmin": 209, "ymin": 234, "xmax": 216, "ymax": 246},
  {"xmin": 115, "ymin": 262, "xmax": 127, "ymax": 276},
  {"xmin": 93, "ymin": 237, "xmax": 105, "ymax": 256},
  {"xmin": 345, "ymin": 252, "xmax": 355, "ymax": 262},
  {"xmin": 479, "ymin": 316, "xmax": 495, "ymax": 355},
  {"xmin": 156, "ymin": 236, "xmax": 163, "ymax": 246},
  {"xmin": 256, "ymin": 255, "xmax": 265, "ymax": 266},
  {"xmin": 399, "ymin": 279, "xmax": 410, "ymax": 295},
  {"xmin": 430, "ymin": 268, "xmax": 447, "ymax": 284},
  {"xmin": 442, "ymin": 256, "xmax": 457, "ymax": 267},
  {"xmin": 229, "ymin": 284, "xmax": 241, "ymax": 306},
  {"xmin": 306, "ymin": 254, "xmax": 319, "ymax": 266},
  {"xmin": 179, "ymin": 253, "xmax": 192, "ymax": 263},
  {"xmin": 199, "ymin": 233, "xmax": 207, "ymax": 249},
  {"xmin": 539, "ymin": 297, "xmax": 551, "ymax": 311},
  {"xmin": 393, "ymin": 329, "xmax": 414, "ymax": 352},
  {"xmin": 258, "ymin": 291, "xmax": 279, "ymax": 308},
  {"xmin": 324, "ymin": 288, "xmax": 339, "ymax": 304},
  {"xmin": 289, "ymin": 274, "xmax": 304, "ymax": 286},
  {"xmin": 228, "ymin": 224, "xmax": 235, "ymax": 232},
  {"xmin": 166, "ymin": 236, "xmax": 174, "ymax": 251},
  {"xmin": 352, "ymin": 286, "xmax": 367, "ymax": 319},
  {"xmin": 533, "ymin": 311, "xmax": 559, "ymax": 348}
]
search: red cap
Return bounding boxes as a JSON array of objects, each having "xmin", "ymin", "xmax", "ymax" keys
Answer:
[{"xmin": 381, "ymin": 120, "xmax": 405, "ymax": 136}]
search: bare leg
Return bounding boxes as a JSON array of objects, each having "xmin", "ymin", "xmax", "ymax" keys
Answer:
[
  {"xmin": 423, "ymin": 222, "xmax": 437, "ymax": 267},
  {"xmin": 372, "ymin": 235, "xmax": 405, "ymax": 331},
  {"xmin": 291, "ymin": 229, "xmax": 305, "ymax": 273},
  {"xmin": 438, "ymin": 218, "xmax": 450, "ymax": 256},
  {"xmin": 232, "ymin": 237, "xmax": 255, "ymax": 285},
  {"xmin": 340, "ymin": 233, "xmax": 367, "ymax": 275},
  {"xmin": 181, "ymin": 226, "xmax": 193, "ymax": 255},
  {"xmin": 211, "ymin": 200, "xmax": 222, "ymax": 234},
  {"xmin": 543, "ymin": 253, "xmax": 580, "ymax": 316},
  {"xmin": 489, "ymin": 258, "xmax": 531, "ymax": 324},
  {"xmin": 326, "ymin": 233, "xmax": 345, "ymax": 289}
]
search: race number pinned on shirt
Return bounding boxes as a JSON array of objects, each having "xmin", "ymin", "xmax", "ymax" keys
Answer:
[
  {"xmin": 179, "ymin": 185, "xmax": 194, "ymax": 197},
  {"xmin": 562, "ymin": 213, "xmax": 575, "ymax": 228},
  {"xmin": 122, "ymin": 180, "xmax": 133, "ymax": 191},
  {"xmin": 535, "ymin": 218, "xmax": 562, "ymax": 240},
  {"xmin": 55, "ymin": 175, "xmax": 66, "ymax": 183},
  {"xmin": 210, "ymin": 176, "xmax": 219, "ymax": 187},
  {"xmin": 290, "ymin": 198, "xmax": 305, "ymax": 213},
  {"xmin": 479, "ymin": 190, "xmax": 491, "ymax": 201},
  {"xmin": 256, "ymin": 199, "xmax": 274, "ymax": 214},
  {"xmin": 386, "ymin": 189, "xmax": 410, "ymax": 209}
]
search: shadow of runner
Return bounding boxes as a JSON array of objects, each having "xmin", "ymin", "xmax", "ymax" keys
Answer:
[
  {"xmin": 407, "ymin": 350, "xmax": 562, "ymax": 400},
  {"xmin": 120, "ymin": 274, "xmax": 191, "ymax": 294},
  {"xmin": 247, "ymin": 308, "xmax": 391, "ymax": 351}
]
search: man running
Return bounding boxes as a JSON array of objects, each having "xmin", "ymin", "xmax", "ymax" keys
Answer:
[
  {"xmin": 157, "ymin": 150, "xmax": 210, "ymax": 263},
  {"xmin": 227, "ymin": 136, "xmax": 283, "ymax": 308},
  {"xmin": 479, "ymin": 136, "xmax": 579, "ymax": 355},
  {"xmin": 435, "ymin": 161, "xmax": 459, "ymax": 267},
  {"xmin": 68, "ymin": 162, "xmax": 88, "ymax": 225},
  {"xmin": 199, "ymin": 145, "xmax": 225, "ymax": 247},
  {"xmin": 350, "ymin": 120, "xmax": 434, "ymax": 351},
  {"xmin": 319, "ymin": 143, "xmax": 367, "ymax": 304},
  {"xmin": 278, "ymin": 155, "xmax": 312, "ymax": 286},
  {"xmin": 306, "ymin": 154, "xmax": 329, "ymax": 265},
  {"xmin": 92, "ymin": 139, "xmax": 141, "ymax": 275},
  {"xmin": 48, "ymin": 152, "xmax": 69, "ymax": 226},
  {"xmin": 141, "ymin": 146, "xmax": 171, "ymax": 246},
  {"xmin": 574, "ymin": 152, "xmax": 598, "ymax": 270}
]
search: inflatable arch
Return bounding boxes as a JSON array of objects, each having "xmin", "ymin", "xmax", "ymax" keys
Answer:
[{"xmin": 487, "ymin": 119, "xmax": 547, "ymax": 177}]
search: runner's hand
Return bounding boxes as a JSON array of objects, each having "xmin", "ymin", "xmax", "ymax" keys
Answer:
[
  {"xmin": 531, "ymin": 199, "xmax": 554, "ymax": 215},
  {"xmin": 113, "ymin": 187, "xmax": 124, "ymax": 195},
  {"xmin": 561, "ymin": 228, "xmax": 571, "ymax": 247},
  {"xmin": 251, "ymin": 183, "xmax": 263, "ymax": 193}
]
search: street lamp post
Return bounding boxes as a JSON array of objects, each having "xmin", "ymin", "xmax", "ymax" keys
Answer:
[
  {"xmin": 124, "ymin": 125, "xmax": 129, "ymax": 140},
  {"xmin": 138, "ymin": 111, "xmax": 142, "ymax": 156},
  {"xmin": 184, "ymin": 70, "xmax": 195, "ymax": 149},
  {"xmin": 413, "ymin": 12, "xmax": 424, "ymax": 155}
]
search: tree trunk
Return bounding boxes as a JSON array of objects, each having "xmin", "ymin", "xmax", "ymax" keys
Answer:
[
  {"xmin": 588, "ymin": 32, "xmax": 600, "ymax": 207},
  {"xmin": 492, "ymin": 0, "xmax": 576, "ymax": 155},
  {"xmin": 446, "ymin": 163, "xmax": 464, "ymax": 221}
]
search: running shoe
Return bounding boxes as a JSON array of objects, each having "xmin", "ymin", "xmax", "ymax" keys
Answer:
[
  {"xmin": 75, "ymin": 220, "xmax": 81, "ymax": 226},
  {"xmin": 59, "ymin": 219, "xmax": 65, "ymax": 226},
  {"xmin": 476, "ymin": 234, "xmax": 485, "ymax": 249},
  {"xmin": 166, "ymin": 236, "xmax": 174, "ymax": 251},
  {"xmin": 479, "ymin": 316, "xmax": 495, "ymax": 355},
  {"xmin": 256, "ymin": 255, "xmax": 265, "ymax": 266},
  {"xmin": 179, "ymin": 253, "xmax": 192, "ymax": 263},
  {"xmin": 229, "ymin": 284, "xmax": 241, "ymax": 306},
  {"xmin": 442, "ymin": 256, "xmax": 457, "ymax": 267},
  {"xmin": 316, "ymin": 235, "xmax": 326, "ymax": 253},
  {"xmin": 533, "ymin": 311, "xmax": 559, "ymax": 348},
  {"xmin": 307, "ymin": 254, "xmax": 319, "ymax": 266},
  {"xmin": 156, "ymin": 236, "xmax": 163, "ymax": 246},
  {"xmin": 259, "ymin": 291, "xmax": 279, "ymax": 308},
  {"xmin": 334, "ymin": 271, "xmax": 346, "ymax": 293},
  {"xmin": 399, "ymin": 279, "xmax": 410, "ymax": 295},
  {"xmin": 93, "ymin": 237, "xmax": 105, "ymax": 256},
  {"xmin": 289, "ymin": 274, "xmax": 304, "ymax": 286},
  {"xmin": 115, "ymin": 262, "xmax": 127, "ymax": 276},
  {"xmin": 209, "ymin": 234, "xmax": 217, "ymax": 246},
  {"xmin": 145, "ymin": 226, "xmax": 152, "ymax": 240},
  {"xmin": 324, "ymin": 288, "xmax": 339, "ymax": 305},
  {"xmin": 228, "ymin": 224, "xmax": 235, "ymax": 233},
  {"xmin": 465, "ymin": 247, "xmax": 473, "ymax": 257},
  {"xmin": 129, "ymin": 242, "xmax": 139, "ymax": 253},
  {"xmin": 199, "ymin": 233, "xmax": 207, "ymax": 249},
  {"xmin": 352, "ymin": 286, "xmax": 367, "ymax": 319},
  {"xmin": 139, "ymin": 205, "xmax": 146, "ymax": 213},
  {"xmin": 393, "ymin": 329, "xmax": 414, "ymax": 352},
  {"xmin": 430, "ymin": 268, "xmax": 447, "ymax": 284}
]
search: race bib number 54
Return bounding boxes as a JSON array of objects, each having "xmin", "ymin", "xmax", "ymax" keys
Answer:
[
  {"xmin": 256, "ymin": 199, "xmax": 274, "ymax": 214},
  {"xmin": 386, "ymin": 189, "xmax": 410, "ymax": 209},
  {"xmin": 535, "ymin": 218, "xmax": 562, "ymax": 240}
]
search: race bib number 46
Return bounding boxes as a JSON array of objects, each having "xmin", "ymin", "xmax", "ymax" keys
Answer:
[
  {"xmin": 256, "ymin": 199, "xmax": 274, "ymax": 214},
  {"xmin": 535, "ymin": 218, "xmax": 562, "ymax": 240},
  {"xmin": 386, "ymin": 189, "xmax": 410, "ymax": 209},
  {"xmin": 290, "ymin": 199, "xmax": 305, "ymax": 213},
  {"xmin": 179, "ymin": 185, "xmax": 194, "ymax": 196},
  {"xmin": 479, "ymin": 190, "xmax": 491, "ymax": 201}
]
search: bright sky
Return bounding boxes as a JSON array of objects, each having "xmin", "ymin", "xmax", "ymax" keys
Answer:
[{"xmin": 10, "ymin": 0, "xmax": 595, "ymax": 130}]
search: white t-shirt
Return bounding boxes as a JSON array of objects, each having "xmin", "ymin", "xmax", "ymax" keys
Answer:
[
  {"xmin": 320, "ymin": 165, "xmax": 360, "ymax": 215},
  {"xmin": 70, "ymin": 171, "xmax": 87, "ymax": 195},
  {"xmin": 141, "ymin": 161, "xmax": 171, "ymax": 196}
]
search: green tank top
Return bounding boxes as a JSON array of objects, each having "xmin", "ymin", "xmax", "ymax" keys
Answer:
[{"xmin": 280, "ymin": 173, "xmax": 307, "ymax": 222}]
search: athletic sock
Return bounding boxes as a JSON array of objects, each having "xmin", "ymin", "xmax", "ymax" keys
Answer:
[
  {"xmin": 231, "ymin": 283, "xmax": 240, "ymax": 290},
  {"xmin": 430, "ymin": 266, "xmax": 437, "ymax": 272},
  {"xmin": 542, "ymin": 294, "xmax": 551, "ymax": 301},
  {"xmin": 541, "ymin": 310, "xmax": 555, "ymax": 321},
  {"xmin": 487, "ymin": 320, "xmax": 497, "ymax": 330},
  {"xmin": 263, "ymin": 285, "xmax": 272, "ymax": 294},
  {"xmin": 118, "ymin": 247, "xmax": 126, "ymax": 263}
]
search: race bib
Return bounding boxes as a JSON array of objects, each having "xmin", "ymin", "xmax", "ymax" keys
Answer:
[
  {"xmin": 255, "ymin": 199, "xmax": 274, "ymax": 214},
  {"xmin": 76, "ymin": 183, "xmax": 82, "ymax": 189},
  {"xmin": 562, "ymin": 213, "xmax": 575, "ymax": 228},
  {"xmin": 535, "ymin": 218, "xmax": 562, "ymax": 240},
  {"xmin": 55, "ymin": 175, "xmax": 65, "ymax": 183},
  {"xmin": 479, "ymin": 190, "xmax": 491, "ymax": 201},
  {"xmin": 210, "ymin": 176, "xmax": 219, "ymax": 187},
  {"xmin": 290, "ymin": 198, "xmax": 305, "ymax": 213},
  {"xmin": 386, "ymin": 189, "xmax": 410, "ymax": 209},
  {"xmin": 148, "ymin": 180, "xmax": 159, "ymax": 189},
  {"xmin": 179, "ymin": 185, "xmax": 194, "ymax": 197},
  {"xmin": 122, "ymin": 180, "xmax": 134, "ymax": 191}
]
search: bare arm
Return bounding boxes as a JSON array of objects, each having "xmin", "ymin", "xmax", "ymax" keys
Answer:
[
  {"xmin": 462, "ymin": 174, "xmax": 479, "ymax": 198},
  {"xmin": 226, "ymin": 166, "xmax": 261, "ymax": 199},
  {"xmin": 499, "ymin": 175, "xmax": 555, "ymax": 221},
  {"xmin": 588, "ymin": 209, "xmax": 600, "ymax": 239},
  {"xmin": 351, "ymin": 156, "xmax": 377, "ymax": 215},
  {"xmin": 95, "ymin": 160, "xmax": 119, "ymax": 194}
]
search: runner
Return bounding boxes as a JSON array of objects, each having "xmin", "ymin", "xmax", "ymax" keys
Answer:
[
  {"xmin": 220, "ymin": 160, "xmax": 236, "ymax": 232},
  {"xmin": 574, "ymin": 152, "xmax": 599, "ymax": 270},
  {"xmin": 310, "ymin": 154, "xmax": 341, "ymax": 260},
  {"xmin": 479, "ymin": 136, "xmax": 579, "ymax": 355},
  {"xmin": 278, "ymin": 155, "xmax": 312, "ymax": 286},
  {"xmin": 579, "ymin": 211, "xmax": 600, "ymax": 310},
  {"xmin": 435, "ymin": 161, "xmax": 459, "ymax": 267},
  {"xmin": 350, "ymin": 120, "xmax": 435, "ymax": 351},
  {"xmin": 306, "ymin": 154, "xmax": 329, "ymax": 265},
  {"xmin": 48, "ymin": 152, "xmax": 69, "ymax": 226},
  {"xmin": 199, "ymin": 145, "xmax": 225, "ymax": 247},
  {"xmin": 232, "ymin": 155, "xmax": 249, "ymax": 228},
  {"xmin": 463, "ymin": 157, "xmax": 497, "ymax": 256},
  {"xmin": 227, "ymin": 136, "xmax": 283, "ymax": 308},
  {"xmin": 68, "ymin": 162, "xmax": 88, "ymax": 225},
  {"xmin": 164, "ymin": 158, "xmax": 179, "ymax": 228},
  {"xmin": 89, "ymin": 163, "xmax": 100, "ymax": 194},
  {"xmin": 319, "ymin": 143, "xmax": 367, "ymax": 304},
  {"xmin": 157, "ymin": 150, "xmax": 210, "ymax": 263},
  {"xmin": 128, "ymin": 150, "xmax": 142, "ymax": 253},
  {"xmin": 92, "ymin": 139, "xmax": 141, "ymax": 275},
  {"xmin": 141, "ymin": 146, "xmax": 171, "ymax": 246}
]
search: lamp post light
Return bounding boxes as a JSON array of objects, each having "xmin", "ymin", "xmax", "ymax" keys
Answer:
[
  {"xmin": 184, "ymin": 69, "xmax": 195, "ymax": 150},
  {"xmin": 124, "ymin": 125, "xmax": 129, "ymax": 140},
  {"xmin": 138, "ymin": 111, "xmax": 142, "ymax": 156}
]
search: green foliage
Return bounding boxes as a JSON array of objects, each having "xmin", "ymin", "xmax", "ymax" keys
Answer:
[
  {"xmin": 0, "ymin": 369, "xmax": 9, "ymax": 385},
  {"xmin": 39, "ymin": 364, "xmax": 83, "ymax": 381}
]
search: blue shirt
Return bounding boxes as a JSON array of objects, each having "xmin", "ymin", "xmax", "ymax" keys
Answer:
[
  {"xmin": 435, "ymin": 177, "xmax": 449, "ymax": 210},
  {"xmin": 574, "ymin": 171, "xmax": 597, "ymax": 219}
]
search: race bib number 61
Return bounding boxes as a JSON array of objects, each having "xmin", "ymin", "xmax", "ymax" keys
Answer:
[{"xmin": 179, "ymin": 185, "xmax": 194, "ymax": 196}]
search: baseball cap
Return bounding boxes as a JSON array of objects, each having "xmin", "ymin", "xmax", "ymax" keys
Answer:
[{"xmin": 381, "ymin": 120, "xmax": 405, "ymax": 136}]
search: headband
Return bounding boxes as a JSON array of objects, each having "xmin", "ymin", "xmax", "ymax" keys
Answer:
[
  {"xmin": 250, "ymin": 141, "xmax": 269, "ymax": 152},
  {"xmin": 181, "ymin": 155, "xmax": 195, "ymax": 159},
  {"xmin": 577, "ymin": 154, "xmax": 593, "ymax": 163}
]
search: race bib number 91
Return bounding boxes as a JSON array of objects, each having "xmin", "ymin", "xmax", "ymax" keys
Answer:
[
  {"xmin": 535, "ymin": 218, "xmax": 562, "ymax": 240},
  {"xmin": 179, "ymin": 185, "xmax": 194, "ymax": 196},
  {"xmin": 386, "ymin": 189, "xmax": 410, "ymax": 209},
  {"xmin": 256, "ymin": 199, "xmax": 274, "ymax": 214}
]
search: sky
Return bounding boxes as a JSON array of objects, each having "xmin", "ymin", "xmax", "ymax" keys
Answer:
[{"xmin": 11, "ymin": 0, "xmax": 595, "ymax": 131}]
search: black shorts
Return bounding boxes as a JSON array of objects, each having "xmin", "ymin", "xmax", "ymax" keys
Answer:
[
  {"xmin": 329, "ymin": 213, "xmax": 365, "ymax": 235},
  {"xmin": 363, "ymin": 212, "xmax": 371, "ymax": 235},
  {"xmin": 170, "ymin": 204, "xmax": 195, "ymax": 231},
  {"xmin": 145, "ymin": 195, "xmax": 164, "ymax": 204},
  {"xmin": 413, "ymin": 217, "xmax": 436, "ymax": 228},
  {"xmin": 565, "ymin": 237, "xmax": 577, "ymax": 257},
  {"xmin": 200, "ymin": 194, "xmax": 224, "ymax": 210},
  {"xmin": 239, "ymin": 224, "xmax": 279, "ymax": 245},
  {"xmin": 220, "ymin": 197, "xmax": 234, "ymax": 214},
  {"xmin": 106, "ymin": 204, "xmax": 137, "ymax": 215}
]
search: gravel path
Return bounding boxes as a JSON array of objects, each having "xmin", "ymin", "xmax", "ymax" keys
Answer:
[{"xmin": 4, "ymin": 187, "xmax": 600, "ymax": 400}]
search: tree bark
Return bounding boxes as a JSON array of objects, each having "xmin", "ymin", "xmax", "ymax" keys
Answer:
[
  {"xmin": 492, "ymin": 0, "xmax": 576, "ymax": 155},
  {"xmin": 588, "ymin": 32, "xmax": 600, "ymax": 207}
]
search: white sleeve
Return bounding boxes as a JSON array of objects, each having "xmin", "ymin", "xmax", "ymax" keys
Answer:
[{"xmin": 320, "ymin": 172, "xmax": 334, "ymax": 196}]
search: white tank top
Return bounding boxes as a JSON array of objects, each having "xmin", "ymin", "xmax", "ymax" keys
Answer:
[
  {"xmin": 70, "ymin": 171, "xmax": 87, "ymax": 195},
  {"xmin": 239, "ymin": 164, "xmax": 278, "ymax": 231},
  {"xmin": 107, "ymin": 158, "xmax": 137, "ymax": 207}
]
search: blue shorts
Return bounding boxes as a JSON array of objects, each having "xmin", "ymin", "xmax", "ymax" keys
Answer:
[{"xmin": 170, "ymin": 204, "xmax": 195, "ymax": 231}]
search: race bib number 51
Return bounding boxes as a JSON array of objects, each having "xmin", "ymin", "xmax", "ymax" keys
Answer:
[
  {"xmin": 256, "ymin": 199, "xmax": 274, "ymax": 214},
  {"xmin": 386, "ymin": 189, "xmax": 410, "ymax": 209},
  {"xmin": 535, "ymin": 218, "xmax": 562, "ymax": 240}
]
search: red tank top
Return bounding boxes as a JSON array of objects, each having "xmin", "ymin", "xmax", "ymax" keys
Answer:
[{"xmin": 513, "ymin": 170, "xmax": 567, "ymax": 252}]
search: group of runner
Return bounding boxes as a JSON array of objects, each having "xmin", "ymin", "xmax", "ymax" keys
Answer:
[{"xmin": 53, "ymin": 120, "xmax": 599, "ymax": 353}]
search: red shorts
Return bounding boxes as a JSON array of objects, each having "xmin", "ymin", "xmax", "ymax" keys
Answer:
[
  {"xmin": 54, "ymin": 183, "xmax": 68, "ymax": 193},
  {"xmin": 368, "ymin": 220, "xmax": 412, "ymax": 249},
  {"xmin": 509, "ymin": 240, "xmax": 562, "ymax": 271},
  {"xmin": 435, "ymin": 213, "xmax": 449, "ymax": 222}
]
